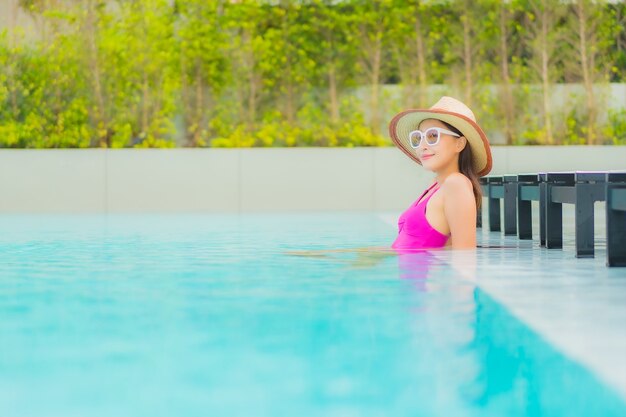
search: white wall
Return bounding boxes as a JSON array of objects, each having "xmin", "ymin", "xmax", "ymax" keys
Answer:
[{"xmin": 0, "ymin": 146, "xmax": 624, "ymax": 213}]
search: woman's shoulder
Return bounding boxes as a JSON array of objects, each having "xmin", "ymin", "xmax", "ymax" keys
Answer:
[
  {"xmin": 441, "ymin": 172, "xmax": 472, "ymax": 190},
  {"xmin": 441, "ymin": 172, "xmax": 475, "ymax": 207},
  {"xmin": 440, "ymin": 173, "xmax": 473, "ymax": 200}
]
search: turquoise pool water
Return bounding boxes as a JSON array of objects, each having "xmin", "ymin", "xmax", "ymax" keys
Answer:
[{"xmin": 0, "ymin": 213, "xmax": 625, "ymax": 417}]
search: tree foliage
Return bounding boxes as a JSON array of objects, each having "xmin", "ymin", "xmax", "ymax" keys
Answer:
[{"xmin": 1, "ymin": 0, "xmax": 625, "ymax": 148}]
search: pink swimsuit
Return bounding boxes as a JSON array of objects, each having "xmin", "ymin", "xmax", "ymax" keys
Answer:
[{"xmin": 391, "ymin": 182, "xmax": 450, "ymax": 250}]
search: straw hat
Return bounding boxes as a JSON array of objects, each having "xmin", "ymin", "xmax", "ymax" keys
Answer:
[{"xmin": 388, "ymin": 96, "xmax": 492, "ymax": 177}]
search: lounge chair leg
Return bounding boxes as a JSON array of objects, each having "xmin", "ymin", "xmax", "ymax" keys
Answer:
[
  {"xmin": 607, "ymin": 185, "xmax": 626, "ymax": 267},
  {"xmin": 575, "ymin": 182, "xmax": 595, "ymax": 258},
  {"xmin": 546, "ymin": 183, "xmax": 563, "ymax": 249}
]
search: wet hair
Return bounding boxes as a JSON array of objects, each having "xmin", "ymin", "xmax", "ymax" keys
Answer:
[{"xmin": 439, "ymin": 120, "xmax": 482, "ymax": 210}]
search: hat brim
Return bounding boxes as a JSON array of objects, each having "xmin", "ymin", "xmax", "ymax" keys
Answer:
[{"xmin": 389, "ymin": 109, "xmax": 492, "ymax": 177}]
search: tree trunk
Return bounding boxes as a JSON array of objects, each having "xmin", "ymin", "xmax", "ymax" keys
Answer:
[
  {"xmin": 415, "ymin": 13, "xmax": 427, "ymax": 108},
  {"xmin": 242, "ymin": 28, "xmax": 257, "ymax": 133},
  {"xmin": 540, "ymin": 8, "xmax": 554, "ymax": 144},
  {"xmin": 248, "ymin": 68, "xmax": 257, "ymax": 132},
  {"xmin": 577, "ymin": 0, "xmax": 596, "ymax": 144},
  {"xmin": 283, "ymin": 3, "xmax": 295, "ymax": 125},
  {"xmin": 499, "ymin": 2, "xmax": 515, "ymax": 145},
  {"xmin": 180, "ymin": 35, "xmax": 190, "ymax": 147},
  {"xmin": 194, "ymin": 60, "xmax": 204, "ymax": 147},
  {"xmin": 9, "ymin": 0, "xmax": 19, "ymax": 117},
  {"xmin": 462, "ymin": 10, "xmax": 473, "ymax": 107},
  {"xmin": 137, "ymin": 1, "xmax": 150, "ymax": 144},
  {"xmin": 85, "ymin": 0, "xmax": 108, "ymax": 147},
  {"xmin": 142, "ymin": 72, "xmax": 149, "ymax": 138},
  {"xmin": 369, "ymin": 31, "xmax": 382, "ymax": 135},
  {"xmin": 391, "ymin": 42, "xmax": 413, "ymax": 107},
  {"xmin": 285, "ymin": 61, "xmax": 295, "ymax": 125},
  {"xmin": 328, "ymin": 63, "xmax": 339, "ymax": 124}
]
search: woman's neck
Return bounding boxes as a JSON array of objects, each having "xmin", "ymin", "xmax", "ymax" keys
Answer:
[{"xmin": 434, "ymin": 165, "xmax": 461, "ymax": 185}]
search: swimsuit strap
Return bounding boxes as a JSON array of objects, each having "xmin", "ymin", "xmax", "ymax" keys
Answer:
[{"xmin": 416, "ymin": 181, "xmax": 440, "ymax": 206}]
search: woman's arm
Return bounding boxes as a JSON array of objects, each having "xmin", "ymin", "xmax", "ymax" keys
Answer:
[
  {"xmin": 442, "ymin": 173, "xmax": 477, "ymax": 249},
  {"xmin": 284, "ymin": 246, "xmax": 399, "ymax": 269},
  {"xmin": 285, "ymin": 246, "xmax": 397, "ymax": 257}
]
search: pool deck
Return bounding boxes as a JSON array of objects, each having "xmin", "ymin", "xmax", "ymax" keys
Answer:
[{"xmin": 380, "ymin": 203, "xmax": 626, "ymax": 400}]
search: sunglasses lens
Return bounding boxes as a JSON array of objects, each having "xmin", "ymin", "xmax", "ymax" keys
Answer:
[
  {"xmin": 425, "ymin": 129, "xmax": 439, "ymax": 145},
  {"xmin": 409, "ymin": 132, "xmax": 422, "ymax": 147}
]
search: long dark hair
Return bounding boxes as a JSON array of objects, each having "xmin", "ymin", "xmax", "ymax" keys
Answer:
[{"xmin": 441, "ymin": 121, "xmax": 482, "ymax": 210}]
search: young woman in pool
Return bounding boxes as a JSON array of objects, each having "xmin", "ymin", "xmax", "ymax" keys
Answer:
[
  {"xmin": 287, "ymin": 95, "xmax": 492, "ymax": 258},
  {"xmin": 386, "ymin": 95, "xmax": 492, "ymax": 251}
]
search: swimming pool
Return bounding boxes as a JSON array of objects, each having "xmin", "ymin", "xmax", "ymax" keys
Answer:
[{"xmin": 0, "ymin": 213, "xmax": 624, "ymax": 417}]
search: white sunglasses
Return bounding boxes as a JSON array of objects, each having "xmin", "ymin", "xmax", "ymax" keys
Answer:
[{"xmin": 408, "ymin": 127, "xmax": 461, "ymax": 148}]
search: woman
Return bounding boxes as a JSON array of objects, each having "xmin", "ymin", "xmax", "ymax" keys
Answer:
[
  {"xmin": 287, "ymin": 96, "xmax": 492, "ymax": 260},
  {"xmin": 389, "ymin": 95, "xmax": 492, "ymax": 251}
]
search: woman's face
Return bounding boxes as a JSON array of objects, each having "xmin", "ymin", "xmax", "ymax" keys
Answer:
[{"xmin": 415, "ymin": 119, "xmax": 466, "ymax": 173}]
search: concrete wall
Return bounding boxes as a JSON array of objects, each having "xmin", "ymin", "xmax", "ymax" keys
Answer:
[{"xmin": 0, "ymin": 146, "xmax": 625, "ymax": 213}]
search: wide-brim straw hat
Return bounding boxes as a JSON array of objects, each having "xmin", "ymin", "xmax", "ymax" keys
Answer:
[{"xmin": 389, "ymin": 96, "xmax": 492, "ymax": 177}]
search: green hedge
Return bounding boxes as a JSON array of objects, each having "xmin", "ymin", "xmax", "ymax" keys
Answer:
[{"xmin": 1, "ymin": 0, "xmax": 625, "ymax": 148}]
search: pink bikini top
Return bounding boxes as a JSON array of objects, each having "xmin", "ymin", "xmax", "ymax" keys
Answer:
[{"xmin": 391, "ymin": 181, "xmax": 450, "ymax": 251}]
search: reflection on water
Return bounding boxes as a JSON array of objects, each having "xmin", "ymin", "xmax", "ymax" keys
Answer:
[{"xmin": 396, "ymin": 250, "xmax": 443, "ymax": 291}]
